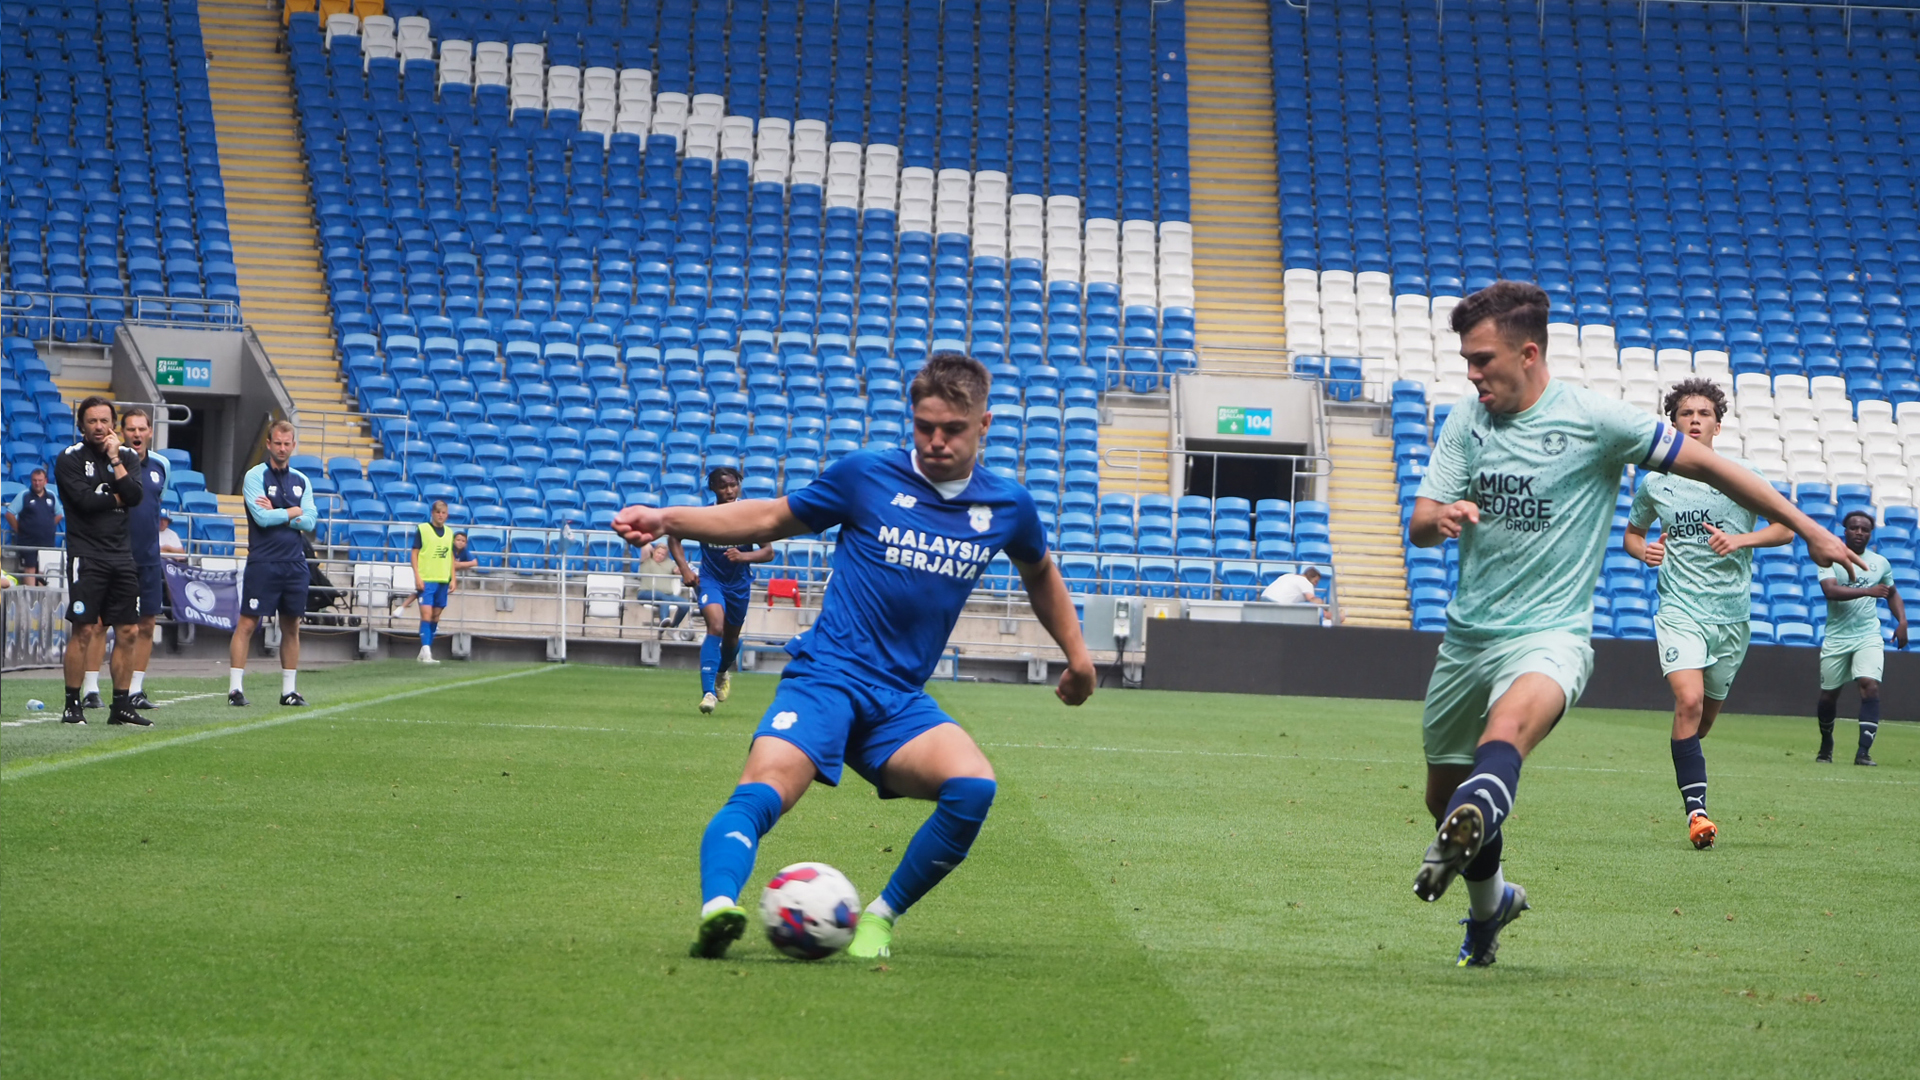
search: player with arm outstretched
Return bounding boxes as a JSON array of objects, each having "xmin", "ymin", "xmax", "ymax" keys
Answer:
[
  {"xmin": 667, "ymin": 466, "xmax": 777, "ymax": 714},
  {"xmin": 1814, "ymin": 512, "xmax": 1908, "ymax": 766},
  {"xmin": 1406, "ymin": 282, "xmax": 1864, "ymax": 967},
  {"xmin": 614, "ymin": 353, "xmax": 1097, "ymax": 961},
  {"xmin": 1624, "ymin": 379, "xmax": 1794, "ymax": 849}
]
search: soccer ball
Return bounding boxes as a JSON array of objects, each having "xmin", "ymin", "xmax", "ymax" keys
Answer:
[{"xmin": 760, "ymin": 862, "xmax": 861, "ymax": 960}]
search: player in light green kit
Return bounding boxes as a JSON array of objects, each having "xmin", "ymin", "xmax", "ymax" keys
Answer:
[
  {"xmin": 1407, "ymin": 282, "xmax": 1865, "ymax": 967},
  {"xmin": 1815, "ymin": 511, "xmax": 1907, "ymax": 766},
  {"xmin": 1625, "ymin": 378, "xmax": 1794, "ymax": 850}
]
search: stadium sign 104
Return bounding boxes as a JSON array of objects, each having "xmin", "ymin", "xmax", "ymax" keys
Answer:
[{"xmin": 1216, "ymin": 406, "xmax": 1274, "ymax": 436}]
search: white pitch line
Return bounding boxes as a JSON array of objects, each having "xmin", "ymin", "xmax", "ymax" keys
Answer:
[
  {"xmin": 980, "ymin": 741, "xmax": 1920, "ymax": 787},
  {"xmin": 325, "ymin": 719, "xmax": 1917, "ymax": 788},
  {"xmin": 1, "ymin": 666, "xmax": 560, "ymax": 782}
]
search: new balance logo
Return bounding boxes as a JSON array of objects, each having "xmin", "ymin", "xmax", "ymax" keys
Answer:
[
  {"xmin": 725, "ymin": 831, "xmax": 753, "ymax": 849},
  {"xmin": 891, "ymin": 492, "xmax": 918, "ymax": 509}
]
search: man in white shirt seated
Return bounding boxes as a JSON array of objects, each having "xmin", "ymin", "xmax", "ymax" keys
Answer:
[
  {"xmin": 1261, "ymin": 566, "xmax": 1327, "ymax": 611},
  {"xmin": 156, "ymin": 512, "xmax": 188, "ymax": 561}
]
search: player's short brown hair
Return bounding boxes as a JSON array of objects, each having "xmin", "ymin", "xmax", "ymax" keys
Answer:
[
  {"xmin": 1450, "ymin": 280, "xmax": 1551, "ymax": 352},
  {"xmin": 1843, "ymin": 509, "xmax": 1876, "ymax": 529},
  {"xmin": 910, "ymin": 351, "xmax": 991, "ymax": 414},
  {"xmin": 267, "ymin": 420, "xmax": 297, "ymax": 439},
  {"xmin": 119, "ymin": 405, "xmax": 153, "ymax": 428},
  {"xmin": 1663, "ymin": 377, "xmax": 1728, "ymax": 423}
]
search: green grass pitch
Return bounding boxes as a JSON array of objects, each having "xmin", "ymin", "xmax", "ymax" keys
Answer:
[{"xmin": 2, "ymin": 662, "xmax": 1914, "ymax": 1078}]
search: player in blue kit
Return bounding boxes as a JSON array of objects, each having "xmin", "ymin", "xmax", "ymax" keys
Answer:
[
  {"xmin": 668, "ymin": 466, "xmax": 775, "ymax": 714},
  {"xmin": 614, "ymin": 353, "xmax": 1097, "ymax": 960}
]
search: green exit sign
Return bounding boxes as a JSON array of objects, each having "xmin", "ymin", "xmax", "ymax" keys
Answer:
[
  {"xmin": 156, "ymin": 357, "xmax": 212, "ymax": 388},
  {"xmin": 1216, "ymin": 406, "xmax": 1273, "ymax": 436}
]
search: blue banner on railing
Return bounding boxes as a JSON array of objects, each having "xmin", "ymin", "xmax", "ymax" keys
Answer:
[{"xmin": 162, "ymin": 561, "xmax": 240, "ymax": 631}]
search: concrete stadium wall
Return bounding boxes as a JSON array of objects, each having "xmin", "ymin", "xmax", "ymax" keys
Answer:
[{"xmin": 1141, "ymin": 621, "xmax": 1920, "ymax": 722}]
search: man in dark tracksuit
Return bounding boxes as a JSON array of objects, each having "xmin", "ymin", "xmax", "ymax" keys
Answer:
[
  {"xmin": 54, "ymin": 396, "xmax": 153, "ymax": 727},
  {"xmin": 229, "ymin": 420, "xmax": 315, "ymax": 707},
  {"xmin": 114, "ymin": 407, "xmax": 170, "ymax": 708},
  {"xmin": 4, "ymin": 466, "xmax": 61, "ymax": 585}
]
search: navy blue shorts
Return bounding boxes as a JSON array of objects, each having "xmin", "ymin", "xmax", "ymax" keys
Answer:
[
  {"xmin": 419, "ymin": 581, "xmax": 450, "ymax": 608},
  {"xmin": 698, "ymin": 573, "xmax": 750, "ymax": 627},
  {"xmin": 242, "ymin": 560, "xmax": 309, "ymax": 621},
  {"xmin": 136, "ymin": 562, "xmax": 166, "ymax": 618},
  {"xmin": 753, "ymin": 659, "xmax": 958, "ymax": 797}
]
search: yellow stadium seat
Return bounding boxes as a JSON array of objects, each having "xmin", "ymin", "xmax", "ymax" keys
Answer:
[
  {"xmin": 283, "ymin": 0, "xmax": 317, "ymax": 25},
  {"xmin": 353, "ymin": 0, "xmax": 385, "ymax": 17},
  {"xmin": 318, "ymin": 0, "xmax": 351, "ymax": 19}
]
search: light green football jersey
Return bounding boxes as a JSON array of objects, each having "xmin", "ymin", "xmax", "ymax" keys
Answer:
[
  {"xmin": 1417, "ymin": 379, "xmax": 1681, "ymax": 644},
  {"xmin": 1817, "ymin": 550, "xmax": 1894, "ymax": 651},
  {"xmin": 1628, "ymin": 459, "xmax": 1769, "ymax": 625}
]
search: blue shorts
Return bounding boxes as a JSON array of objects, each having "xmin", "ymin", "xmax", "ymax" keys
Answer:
[
  {"xmin": 753, "ymin": 660, "xmax": 958, "ymax": 797},
  {"xmin": 242, "ymin": 559, "xmax": 309, "ymax": 621},
  {"xmin": 419, "ymin": 580, "xmax": 450, "ymax": 608},
  {"xmin": 698, "ymin": 573, "xmax": 750, "ymax": 627},
  {"xmin": 136, "ymin": 562, "xmax": 166, "ymax": 618}
]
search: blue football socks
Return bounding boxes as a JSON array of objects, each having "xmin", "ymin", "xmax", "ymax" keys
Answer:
[
  {"xmin": 698, "ymin": 782, "xmax": 784, "ymax": 905},
  {"xmin": 879, "ymin": 777, "xmax": 998, "ymax": 917},
  {"xmin": 699, "ymin": 634, "xmax": 721, "ymax": 695},
  {"xmin": 419, "ymin": 619, "xmax": 434, "ymax": 647},
  {"xmin": 1858, "ymin": 697, "xmax": 1880, "ymax": 756},
  {"xmin": 1671, "ymin": 736, "xmax": 1708, "ymax": 816},
  {"xmin": 1445, "ymin": 740, "xmax": 1523, "ymax": 842}
]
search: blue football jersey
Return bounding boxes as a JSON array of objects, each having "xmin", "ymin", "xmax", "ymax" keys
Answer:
[
  {"xmin": 696, "ymin": 539, "xmax": 759, "ymax": 589},
  {"xmin": 786, "ymin": 449, "xmax": 1048, "ymax": 692}
]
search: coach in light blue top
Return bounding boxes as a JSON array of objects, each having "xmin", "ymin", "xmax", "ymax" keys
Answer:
[{"xmin": 613, "ymin": 352, "xmax": 1096, "ymax": 964}]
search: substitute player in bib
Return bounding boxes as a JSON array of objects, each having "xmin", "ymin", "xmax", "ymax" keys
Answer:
[
  {"xmin": 668, "ymin": 466, "xmax": 775, "ymax": 714},
  {"xmin": 411, "ymin": 500, "xmax": 455, "ymax": 664},
  {"xmin": 1625, "ymin": 379, "xmax": 1793, "ymax": 849},
  {"xmin": 613, "ymin": 353, "xmax": 1097, "ymax": 961},
  {"xmin": 1814, "ymin": 512, "xmax": 1907, "ymax": 766},
  {"xmin": 1408, "ymin": 283, "xmax": 1862, "ymax": 967}
]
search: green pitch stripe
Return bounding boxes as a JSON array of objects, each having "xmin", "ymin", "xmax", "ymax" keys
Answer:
[{"xmin": 0, "ymin": 665, "xmax": 560, "ymax": 783}]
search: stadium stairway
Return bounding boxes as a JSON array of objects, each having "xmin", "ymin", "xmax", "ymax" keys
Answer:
[
  {"xmin": 1096, "ymin": 396, "xmax": 1173, "ymax": 497},
  {"xmin": 1183, "ymin": 0, "xmax": 1288, "ymax": 359},
  {"xmin": 200, "ymin": 0, "xmax": 373, "ymax": 462},
  {"xmin": 1325, "ymin": 431, "xmax": 1412, "ymax": 627}
]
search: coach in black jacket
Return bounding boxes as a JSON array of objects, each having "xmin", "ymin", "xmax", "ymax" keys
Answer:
[{"xmin": 54, "ymin": 396, "xmax": 153, "ymax": 728}]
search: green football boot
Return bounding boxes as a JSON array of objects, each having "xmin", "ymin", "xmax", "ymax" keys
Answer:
[
  {"xmin": 846, "ymin": 912, "xmax": 894, "ymax": 959},
  {"xmin": 689, "ymin": 905, "xmax": 749, "ymax": 959}
]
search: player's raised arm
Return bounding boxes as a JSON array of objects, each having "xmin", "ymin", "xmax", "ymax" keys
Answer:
[
  {"xmin": 1012, "ymin": 554, "xmax": 1096, "ymax": 705},
  {"xmin": 1668, "ymin": 437, "xmax": 1867, "ymax": 579},
  {"xmin": 613, "ymin": 496, "xmax": 810, "ymax": 549}
]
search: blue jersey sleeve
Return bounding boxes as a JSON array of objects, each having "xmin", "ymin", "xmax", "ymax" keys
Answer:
[
  {"xmin": 1003, "ymin": 489, "xmax": 1047, "ymax": 564},
  {"xmin": 242, "ymin": 465, "xmax": 290, "ymax": 527},
  {"xmin": 5, "ymin": 491, "xmax": 22, "ymax": 515},
  {"xmin": 784, "ymin": 454, "xmax": 864, "ymax": 534}
]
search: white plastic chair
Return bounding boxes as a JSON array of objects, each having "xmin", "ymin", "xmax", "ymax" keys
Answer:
[
  {"xmin": 324, "ymin": 13, "xmax": 360, "ymax": 48},
  {"xmin": 437, "ymin": 39, "xmax": 473, "ymax": 86},
  {"xmin": 473, "ymin": 41, "xmax": 509, "ymax": 86},
  {"xmin": 720, "ymin": 117, "xmax": 756, "ymax": 161}
]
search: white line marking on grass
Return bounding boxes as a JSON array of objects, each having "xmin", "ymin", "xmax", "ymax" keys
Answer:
[
  {"xmin": 979, "ymin": 742, "xmax": 1920, "ymax": 786},
  {"xmin": 1, "ymin": 667, "xmax": 561, "ymax": 782},
  {"xmin": 147, "ymin": 692, "xmax": 227, "ymax": 707},
  {"xmin": 291, "ymin": 719, "xmax": 1920, "ymax": 789}
]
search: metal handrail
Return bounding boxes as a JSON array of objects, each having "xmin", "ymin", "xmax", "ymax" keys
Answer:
[{"xmin": 1, "ymin": 290, "xmax": 243, "ymax": 329}]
